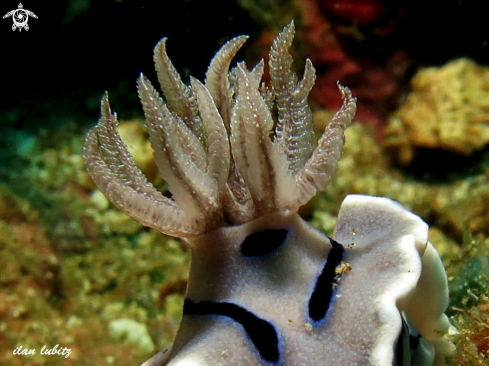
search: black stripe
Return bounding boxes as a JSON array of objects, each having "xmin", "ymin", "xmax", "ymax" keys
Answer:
[
  {"xmin": 409, "ymin": 333, "xmax": 421, "ymax": 353},
  {"xmin": 240, "ymin": 229, "xmax": 288, "ymax": 257},
  {"xmin": 184, "ymin": 299, "xmax": 280, "ymax": 363},
  {"xmin": 395, "ymin": 315, "xmax": 420, "ymax": 366},
  {"xmin": 308, "ymin": 238, "xmax": 345, "ymax": 322},
  {"xmin": 396, "ymin": 315, "xmax": 408, "ymax": 366}
]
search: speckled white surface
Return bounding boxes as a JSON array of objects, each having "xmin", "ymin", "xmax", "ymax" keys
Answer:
[{"xmin": 83, "ymin": 21, "xmax": 452, "ymax": 366}]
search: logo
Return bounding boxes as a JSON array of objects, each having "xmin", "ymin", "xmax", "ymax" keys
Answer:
[{"xmin": 3, "ymin": 3, "xmax": 38, "ymax": 31}]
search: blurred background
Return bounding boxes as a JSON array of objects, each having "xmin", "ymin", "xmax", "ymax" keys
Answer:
[{"xmin": 1, "ymin": 1, "xmax": 489, "ymax": 364}]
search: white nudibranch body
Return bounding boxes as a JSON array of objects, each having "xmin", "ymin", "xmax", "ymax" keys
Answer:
[{"xmin": 83, "ymin": 21, "xmax": 453, "ymax": 366}]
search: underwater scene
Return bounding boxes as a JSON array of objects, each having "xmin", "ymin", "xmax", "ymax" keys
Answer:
[{"xmin": 1, "ymin": 0, "xmax": 488, "ymax": 365}]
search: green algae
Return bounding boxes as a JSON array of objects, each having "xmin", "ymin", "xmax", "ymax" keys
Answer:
[
  {"xmin": 3, "ymin": 114, "xmax": 489, "ymax": 365},
  {"xmin": 2, "ymin": 21, "xmax": 489, "ymax": 366},
  {"xmin": 0, "ymin": 128, "xmax": 189, "ymax": 365},
  {"xmin": 450, "ymin": 256, "xmax": 489, "ymax": 311}
]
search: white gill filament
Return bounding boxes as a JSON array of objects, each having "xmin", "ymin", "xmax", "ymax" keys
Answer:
[
  {"xmin": 269, "ymin": 21, "xmax": 315, "ymax": 174},
  {"xmin": 191, "ymin": 77, "xmax": 231, "ymax": 192},
  {"xmin": 83, "ymin": 96, "xmax": 196, "ymax": 236},
  {"xmin": 83, "ymin": 22, "xmax": 357, "ymax": 236},
  {"xmin": 296, "ymin": 84, "xmax": 357, "ymax": 206},
  {"xmin": 153, "ymin": 38, "xmax": 203, "ymax": 138}
]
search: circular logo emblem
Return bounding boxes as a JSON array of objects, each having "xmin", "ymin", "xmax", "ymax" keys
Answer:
[{"xmin": 2, "ymin": 3, "xmax": 38, "ymax": 31}]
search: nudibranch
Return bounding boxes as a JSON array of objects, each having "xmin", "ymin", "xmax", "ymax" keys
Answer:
[{"xmin": 83, "ymin": 22, "xmax": 453, "ymax": 366}]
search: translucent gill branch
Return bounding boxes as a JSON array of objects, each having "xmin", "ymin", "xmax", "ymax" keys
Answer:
[{"xmin": 295, "ymin": 83, "xmax": 357, "ymax": 206}]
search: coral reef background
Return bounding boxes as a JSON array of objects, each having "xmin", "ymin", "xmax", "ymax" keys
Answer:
[{"xmin": 1, "ymin": 0, "xmax": 489, "ymax": 364}]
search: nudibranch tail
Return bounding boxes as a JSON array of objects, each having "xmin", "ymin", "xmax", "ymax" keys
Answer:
[{"xmin": 83, "ymin": 20, "xmax": 357, "ymax": 236}]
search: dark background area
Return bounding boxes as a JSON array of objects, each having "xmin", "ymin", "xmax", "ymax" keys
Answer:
[
  {"xmin": 1, "ymin": 0, "xmax": 489, "ymax": 131},
  {"xmin": 0, "ymin": 0, "xmax": 258, "ymax": 131},
  {"xmin": 0, "ymin": 0, "xmax": 488, "ymax": 187}
]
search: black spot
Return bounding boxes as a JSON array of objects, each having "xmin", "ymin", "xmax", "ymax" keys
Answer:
[
  {"xmin": 184, "ymin": 299, "xmax": 280, "ymax": 363},
  {"xmin": 308, "ymin": 238, "xmax": 345, "ymax": 322},
  {"xmin": 240, "ymin": 229, "xmax": 288, "ymax": 257}
]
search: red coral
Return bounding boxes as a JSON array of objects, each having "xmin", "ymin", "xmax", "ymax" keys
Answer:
[
  {"xmin": 298, "ymin": 0, "xmax": 410, "ymax": 140},
  {"xmin": 319, "ymin": 0, "xmax": 385, "ymax": 25}
]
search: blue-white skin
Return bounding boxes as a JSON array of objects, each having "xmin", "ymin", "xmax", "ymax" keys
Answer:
[{"xmin": 83, "ymin": 22, "xmax": 453, "ymax": 366}]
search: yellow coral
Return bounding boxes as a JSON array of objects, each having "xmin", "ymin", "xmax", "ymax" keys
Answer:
[{"xmin": 385, "ymin": 58, "xmax": 489, "ymax": 164}]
